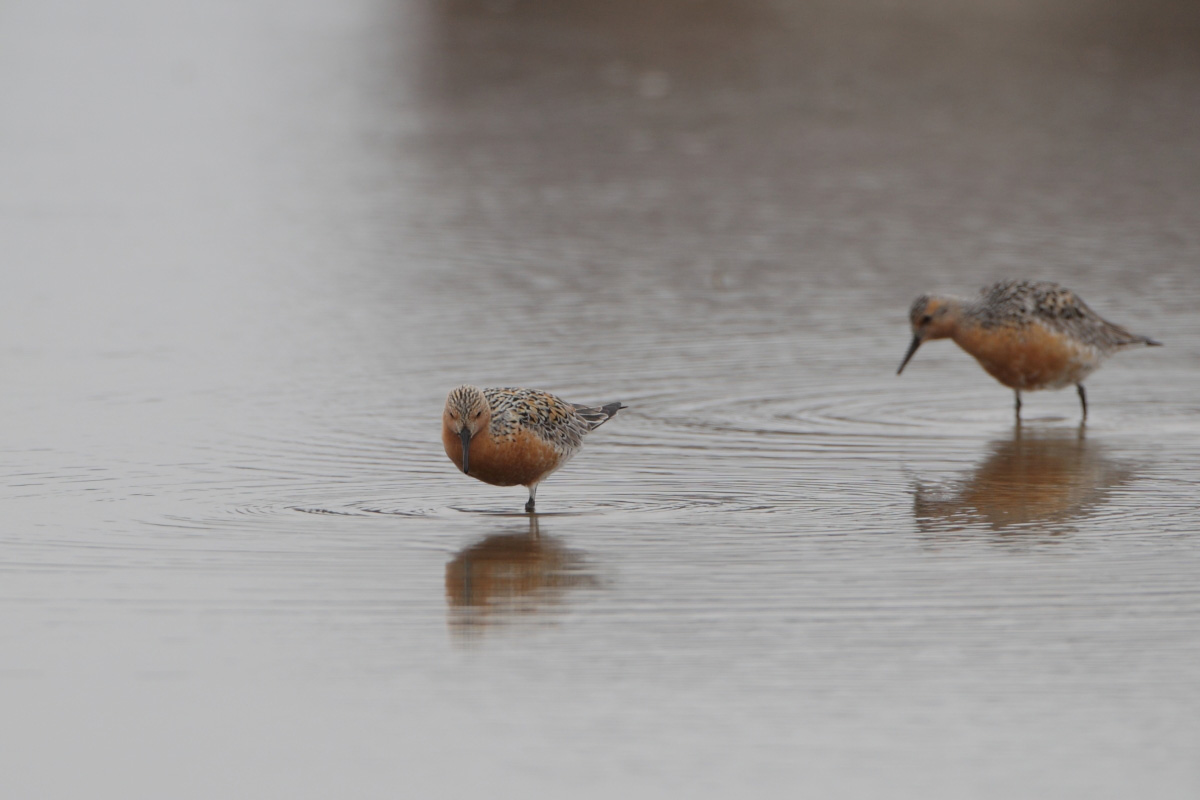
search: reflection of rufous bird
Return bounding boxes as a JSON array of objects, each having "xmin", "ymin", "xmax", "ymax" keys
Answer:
[
  {"xmin": 898, "ymin": 280, "xmax": 1160, "ymax": 419},
  {"xmin": 913, "ymin": 427, "xmax": 1133, "ymax": 533},
  {"xmin": 445, "ymin": 517, "xmax": 598, "ymax": 633},
  {"xmin": 442, "ymin": 385, "xmax": 625, "ymax": 512}
]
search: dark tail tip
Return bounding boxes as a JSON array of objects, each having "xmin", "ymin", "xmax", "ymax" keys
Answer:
[
  {"xmin": 603, "ymin": 402, "xmax": 627, "ymax": 417},
  {"xmin": 1145, "ymin": 337, "xmax": 1163, "ymax": 346}
]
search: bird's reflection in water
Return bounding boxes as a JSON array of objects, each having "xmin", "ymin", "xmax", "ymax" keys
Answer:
[
  {"xmin": 445, "ymin": 516, "xmax": 599, "ymax": 637},
  {"xmin": 913, "ymin": 425, "xmax": 1136, "ymax": 539}
]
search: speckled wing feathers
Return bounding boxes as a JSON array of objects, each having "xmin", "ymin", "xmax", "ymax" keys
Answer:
[
  {"xmin": 974, "ymin": 280, "xmax": 1154, "ymax": 351},
  {"xmin": 483, "ymin": 388, "xmax": 622, "ymax": 455}
]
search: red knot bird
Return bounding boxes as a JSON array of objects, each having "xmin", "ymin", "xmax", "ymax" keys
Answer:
[
  {"xmin": 442, "ymin": 385, "xmax": 626, "ymax": 512},
  {"xmin": 897, "ymin": 280, "xmax": 1161, "ymax": 419}
]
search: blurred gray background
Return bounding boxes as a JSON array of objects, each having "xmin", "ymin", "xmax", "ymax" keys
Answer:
[{"xmin": 2, "ymin": 0, "xmax": 1199, "ymax": 797}]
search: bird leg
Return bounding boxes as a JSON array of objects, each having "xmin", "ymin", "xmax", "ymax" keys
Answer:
[
  {"xmin": 1013, "ymin": 390, "xmax": 1022, "ymax": 420},
  {"xmin": 525, "ymin": 483, "xmax": 538, "ymax": 514},
  {"xmin": 1076, "ymin": 384, "xmax": 1088, "ymax": 421}
]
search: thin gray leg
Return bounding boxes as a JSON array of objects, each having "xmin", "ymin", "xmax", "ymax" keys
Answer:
[
  {"xmin": 1013, "ymin": 390, "xmax": 1022, "ymax": 419},
  {"xmin": 1077, "ymin": 384, "xmax": 1088, "ymax": 421},
  {"xmin": 525, "ymin": 483, "xmax": 538, "ymax": 514}
]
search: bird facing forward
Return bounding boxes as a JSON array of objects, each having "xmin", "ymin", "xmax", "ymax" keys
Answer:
[{"xmin": 442, "ymin": 385, "xmax": 625, "ymax": 512}]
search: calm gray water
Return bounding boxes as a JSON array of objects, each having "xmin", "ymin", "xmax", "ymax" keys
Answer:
[{"xmin": 2, "ymin": 0, "xmax": 1199, "ymax": 797}]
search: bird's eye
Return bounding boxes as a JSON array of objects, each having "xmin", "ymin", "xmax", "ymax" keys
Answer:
[
  {"xmin": 920, "ymin": 314, "xmax": 932, "ymax": 325},
  {"xmin": 474, "ymin": 411, "xmax": 482, "ymax": 419}
]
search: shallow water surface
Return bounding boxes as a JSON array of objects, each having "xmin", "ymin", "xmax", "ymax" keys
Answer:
[{"xmin": 2, "ymin": 0, "xmax": 1200, "ymax": 797}]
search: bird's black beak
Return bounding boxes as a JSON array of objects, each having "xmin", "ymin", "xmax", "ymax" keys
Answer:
[
  {"xmin": 897, "ymin": 335, "xmax": 923, "ymax": 375},
  {"xmin": 458, "ymin": 427, "xmax": 472, "ymax": 474}
]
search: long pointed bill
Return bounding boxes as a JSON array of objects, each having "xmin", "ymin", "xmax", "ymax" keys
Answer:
[
  {"xmin": 897, "ymin": 335, "xmax": 923, "ymax": 375},
  {"xmin": 459, "ymin": 428, "xmax": 472, "ymax": 474}
]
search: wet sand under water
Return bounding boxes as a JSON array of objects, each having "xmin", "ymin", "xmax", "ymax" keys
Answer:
[{"xmin": 2, "ymin": 0, "xmax": 1200, "ymax": 797}]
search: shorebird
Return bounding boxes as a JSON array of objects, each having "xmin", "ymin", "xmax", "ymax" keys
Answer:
[
  {"xmin": 442, "ymin": 385, "xmax": 625, "ymax": 512},
  {"xmin": 897, "ymin": 280, "xmax": 1160, "ymax": 419}
]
